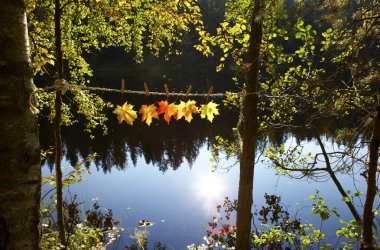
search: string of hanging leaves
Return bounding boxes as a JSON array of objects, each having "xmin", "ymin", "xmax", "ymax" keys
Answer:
[{"xmin": 113, "ymin": 100, "xmax": 220, "ymax": 126}]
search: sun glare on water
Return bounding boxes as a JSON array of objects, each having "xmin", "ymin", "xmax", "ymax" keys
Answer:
[{"xmin": 194, "ymin": 173, "xmax": 225, "ymax": 213}]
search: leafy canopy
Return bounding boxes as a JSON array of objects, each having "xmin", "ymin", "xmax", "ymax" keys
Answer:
[{"xmin": 27, "ymin": 0, "xmax": 208, "ymax": 133}]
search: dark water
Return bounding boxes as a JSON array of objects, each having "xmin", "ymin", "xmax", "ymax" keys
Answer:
[{"xmin": 39, "ymin": 54, "xmax": 372, "ymax": 249}]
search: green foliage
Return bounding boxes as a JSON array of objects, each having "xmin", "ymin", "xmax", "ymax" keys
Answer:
[
  {"xmin": 42, "ymin": 153, "xmax": 96, "ymax": 188},
  {"xmin": 253, "ymin": 224, "xmax": 326, "ymax": 249},
  {"xmin": 336, "ymin": 219, "xmax": 362, "ymax": 249},
  {"xmin": 36, "ymin": 90, "xmax": 74, "ymax": 126},
  {"xmin": 71, "ymin": 89, "xmax": 114, "ymax": 135},
  {"xmin": 190, "ymin": 192, "xmax": 370, "ymax": 249},
  {"xmin": 210, "ymin": 134, "xmax": 240, "ymax": 171},
  {"xmin": 195, "ymin": 194, "xmax": 328, "ymax": 249},
  {"xmin": 27, "ymin": 0, "xmax": 208, "ymax": 135},
  {"xmin": 264, "ymin": 143, "xmax": 313, "ymax": 177},
  {"xmin": 41, "ymin": 200, "xmax": 122, "ymax": 250},
  {"xmin": 222, "ymin": 90, "xmax": 242, "ymax": 108},
  {"xmin": 41, "ymin": 223, "xmax": 104, "ymax": 250},
  {"xmin": 310, "ymin": 190, "xmax": 339, "ymax": 221},
  {"xmin": 41, "ymin": 153, "xmax": 121, "ymax": 249},
  {"xmin": 130, "ymin": 229, "xmax": 149, "ymax": 250},
  {"xmin": 194, "ymin": 0, "xmax": 379, "ymax": 136},
  {"xmin": 28, "ymin": 0, "xmax": 205, "ymax": 72},
  {"xmin": 252, "ymin": 193, "xmax": 327, "ymax": 249}
]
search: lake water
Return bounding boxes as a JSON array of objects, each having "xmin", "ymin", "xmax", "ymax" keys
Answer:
[{"xmin": 41, "ymin": 112, "xmax": 368, "ymax": 249}]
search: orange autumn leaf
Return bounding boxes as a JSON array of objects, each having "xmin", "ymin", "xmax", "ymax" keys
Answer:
[
  {"xmin": 139, "ymin": 104, "xmax": 159, "ymax": 126},
  {"xmin": 113, "ymin": 102, "xmax": 138, "ymax": 125},
  {"xmin": 157, "ymin": 101, "xmax": 168, "ymax": 114},
  {"xmin": 157, "ymin": 101, "xmax": 178, "ymax": 124},
  {"xmin": 176, "ymin": 100, "xmax": 198, "ymax": 123}
]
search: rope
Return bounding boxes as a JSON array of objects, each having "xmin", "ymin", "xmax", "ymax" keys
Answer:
[{"xmin": 34, "ymin": 83, "xmax": 246, "ymax": 97}]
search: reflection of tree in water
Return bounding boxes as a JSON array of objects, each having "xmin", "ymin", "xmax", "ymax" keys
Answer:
[
  {"xmin": 40, "ymin": 104, "xmax": 361, "ymax": 174},
  {"xmin": 40, "ymin": 108, "xmax": 238, "ymax": 173}
]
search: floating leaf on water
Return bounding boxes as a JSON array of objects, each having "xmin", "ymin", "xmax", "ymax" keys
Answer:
[{"xmin": 138, "ymin": 220, "xmax": 155, "ymax": 227}]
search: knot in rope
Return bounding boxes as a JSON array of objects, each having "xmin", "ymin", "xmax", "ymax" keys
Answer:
[{"xmin": 54, "ymin": 79, "xmax": 69, "ymax": 93}]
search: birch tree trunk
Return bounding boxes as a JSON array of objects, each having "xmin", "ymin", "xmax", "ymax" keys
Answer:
[{"xmin": 0, "ymin": 0, "xmax": 41, "ymax": 249}]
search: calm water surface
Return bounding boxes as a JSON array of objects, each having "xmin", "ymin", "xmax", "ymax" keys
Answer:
[{"xmin": 42, "ymin": 126, "xmax": 366, "ymax": 249}]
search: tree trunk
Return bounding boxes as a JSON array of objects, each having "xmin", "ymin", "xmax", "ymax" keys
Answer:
[
  {"xmin": 54, "ymin": 0, "xmax": 65, "ymax": 245},
  {"xmin": 235, "ymin": 1, "xmax": 263, "ymax": 249},
  {"xmin": 0, "ymin": 0, "xmax": 41, "ymax": 249},
  {"xmin": 361, "ymin": 101, "xmax": 380, "ymax": 249}
]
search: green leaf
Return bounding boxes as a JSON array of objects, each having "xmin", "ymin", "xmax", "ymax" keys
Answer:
[{"xmin": 260, "ymin": 83, "xmax": 269, "ymax": 90}]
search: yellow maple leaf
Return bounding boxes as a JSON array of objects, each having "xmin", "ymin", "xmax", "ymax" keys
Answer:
[
  {"xmin": 177, "ymin": 100, "xmax": 198, "ymax": 123},
  {"xmin": 113, "ymin": 102, "xmax": 138, "ymax": 125},
  {"xmin": 157, "ymin": 101, "xmax": 178, "ymax": 124},
  {"xmin": 176, "ymin": 101, "xmax": 186, "ymax": 120},
  {"xmin": 139, "ymin": 104, "xmax": 159, "ymax": 126},
  {"xmin": 199, "ymin": 101, "xmax": 219, "ymax": 122}
]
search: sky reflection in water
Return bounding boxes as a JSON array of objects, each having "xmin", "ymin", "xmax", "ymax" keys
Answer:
[
  {"xmin": 43, "ymin": 136, "xmax": 367, "ymax": 249},
  {"xmin": 194, "ymin": 172, "xmax": 227, "ymax": 214}
]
